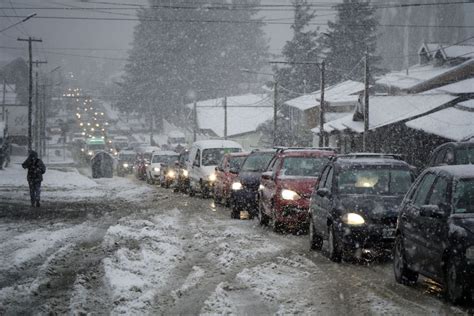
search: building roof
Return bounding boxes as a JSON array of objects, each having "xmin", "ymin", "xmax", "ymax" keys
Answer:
[
  {"xmin": 425, "ymin": 78, "xmax": 474, "ymax": 95},
  {"xmin": 405, "ymin": 99, "xmax": 474, "ymax": 141},
  {"xmin": 187, "ymin": 94, "xmax": 273, "ymax": 138},
  {"xmin": 285, "ymin": 80, "xmax": 364, "ymax": 111},
  {"xmin": 419, "ymin": 43, "xmax": 474, "ymax": 59},
  {"xmin": 375, "ymin": 59, "xmax": 474, "ymax": 91},
  {"xmin": 312, "ymin": 94, "xmax": 457, "ymax": 134}
]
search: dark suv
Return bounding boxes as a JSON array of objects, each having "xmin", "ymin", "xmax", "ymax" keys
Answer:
[
  {"xmin": 308, "ymin": 154, "xmax": 415, "ymax": 262},
  {"xmin": 427, "ymin": 141, "xmax": 474, "ymax": 167},
  {"xmin": 230, "ymin": 149, "xmax": 277, "ymax": 219},
  {"xmin": 394, "ymin": 165, "xmax": 474, "ymax": 303}
]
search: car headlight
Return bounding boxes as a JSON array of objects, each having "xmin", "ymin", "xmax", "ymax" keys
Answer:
[
  {"xmin": 281, "ymin": 189, "xmax": 301, "ymax": 201},
  {"xmin": 232, "ymin": 182, "xmax": 242, "ymax": 191},
  {"xmin": 154, "ymin": 167, "xmax": 160, "ymax": 172},
  {"xmin": 88, "ymin": 151, "xmax": 93, "ymax": 156},
  {"xmin": 209, "ymin": 173, "xmax": 217, "ymax": 182},
  {"xmin": 259, "ymin": 184, "xmax": 264, "ymax": 191},
  {"xmin": 81, "ymin": 148, "xmax": 85, "ymax": 152},
  {"xmin": 167, "ymin": 170, "xmax": 176, "ymax": 178},
  {"xmin": 342, "ymin": 213, "xmax": 365, "ymax": 226},
  {"xmin": 182, "ymin": 169, "xmax": 188, "ymax": 177},
  {"xmin": 123, "ymin": 163, "xmax": 129, "ymax": 168},
  {"xmin": 466, "ymin": 246, "xmax": 474, "ymax": 261}
]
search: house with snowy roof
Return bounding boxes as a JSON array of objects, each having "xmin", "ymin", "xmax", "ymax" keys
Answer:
[{"xmin": 186, "ymin": 94, "xmax": 273, "ymax": 149}]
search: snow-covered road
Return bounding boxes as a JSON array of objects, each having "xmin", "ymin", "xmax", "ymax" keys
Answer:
[{"xmin": 0, "ymin": 163, "xmax": 471, "ymax": 315}]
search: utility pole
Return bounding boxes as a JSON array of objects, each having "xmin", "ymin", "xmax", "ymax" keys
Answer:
[
  {"xmin": 319, "ymin": 61, "xmax": 326, "ymax": 147},
  {"xmin": 17, "ymin": 37, "xmax": 43, "ymax": 152},
  {"xmin": 193, "ymin": 100, "xmax": 197, "ymax": 142},
  {"xmin": 273, "ymin": 81, "xmax": 278, "ymax": 147},
  {"xmin": 33, "ymin": 60, "xmax": 47, "ymax": 154},
  {"xmin": 363, "ymin": 50, "xmax": 370, "ymax": 152},
  {"xmin": 41, "ymin": 83, "xmax": 47, "ymax": 158},
  {"xmin": 223, "ymin": 96, "xmax": 228, "ymax": 140},
  {"xmin": 2, "ymin": 80, "xmax": 5, "ymax": 122}
]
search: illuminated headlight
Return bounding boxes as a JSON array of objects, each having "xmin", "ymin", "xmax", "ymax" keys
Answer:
[
  {"xmin": 153, "ymin": 167, "xmax": 160, "ymax": 172},
  {"xmin": 209, "ymin": 173, "xmax": 217, "ymax": 182},
  {"xmin": 182, "ymin": 169, "xmax": 189, "ymax": 177},
  {"xmin": 342, "ymin": 213, "xmax": 365, "ymax": 226},
  {"xmin": 232, "ymin": 182, "xmax": 242, "ymax": 191},
  {"xmin": 123, "ymin": 163, "xmax": 129, "ymax": 168},
  {"xmin": 88, "ymin": 151, "xmax": 93, "ymax": 156},
  {"xmin": 81, "ymin": 148, "xmax": 85, "ymax": 152},
  {"xmin": 281, "ymin": 189, "xmax": 301, "ymax": 201},
  {"xmin": 259, "ymin": 184, "xmax": 264, "ymax": 191},
  {"xmin": 167, "ymin": 170, "xmax": 176, "ymax": 178},
  {"xmin": 466, "ymin": 247, "xmax": 474, "ymax": 261}
]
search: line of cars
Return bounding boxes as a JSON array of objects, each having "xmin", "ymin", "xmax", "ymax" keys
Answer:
[{"xmin": 134, "ymin": 139, "xmax": 474, "ymax": 303}]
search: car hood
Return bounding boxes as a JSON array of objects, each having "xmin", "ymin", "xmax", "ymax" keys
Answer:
[
  {"xmin": 279, "ymin": 177, "xmax": 318, "ymax": 198},
  {"xmin": 150, "ymin": 163, "xmax": 163, "ymax": 168},
  {"xmin": 200, "ymin": 165, "xmax": 217, "ymax": 177},
  {"xmin": 449, "ymin": 215, "xmax": 474, "ymax": 239},
  {"xmin": 337, "ymin": 194, "xmax": 404, "ymax": 222},
  {"xmin": 238, "ymin": 171, "xmax": 262, "ymax": 189}
]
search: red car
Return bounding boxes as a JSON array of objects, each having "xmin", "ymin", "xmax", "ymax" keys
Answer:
[
  {"xmin": 258, "ymin": 148, "xmax": 336, "ymax": 232},
  {"xmin": 213, "ymin": 152, "xmax": 249, "ymax": 205}
]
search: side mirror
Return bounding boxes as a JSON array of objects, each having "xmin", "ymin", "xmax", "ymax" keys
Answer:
[
  {"xmin": 420, "ymin": 205, "xmax": 445, "ymax": 219},
  {"xmin": 175, "ymin": 160, "xmax": 179, "ymax": 166},
  {"xmin": 317, "ymin": 188, "xmax": 331, "ymax": 198},
  {"xmin": 229, "ymin": 167, "xmax": 239, "ymax": 174},
  {"xmin": 261, "ymin": 171, "xmax": 273, "ymax": 180}
]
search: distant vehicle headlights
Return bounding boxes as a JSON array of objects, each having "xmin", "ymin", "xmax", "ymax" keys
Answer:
[
  {"xmin": 281, "ymin": 189, "xmax": 301, "ymax": 201},
  {"xmin": 123, "ymin": 163, "xmax": 129, "ymax": 168},
  {"xmin": 182, "ymin": 169, "xmax": 189, "ymax": 177},
  {"xmin": 167, "ymin": 170, "xmax": 176, "ymax": 178},
  {"xmin": 342, "ymin": 213, "xmax": 365, "ymax": 226},
  {"xmin": 259, "ymin": 184, "xmax": 264, "ymax": 191},
  {"xmin": 154, "ymin": 167, "xmax": 160, "ymax": 172},
  {"xmin": 209, "ymin": 173, "xmax": 217, "ymax": 182},
  {"xmin": 88, "ymin": 151, "xmax": 94, "ymax": 156},
  {"xmin": 232, "ymin": 182, "xmax": 242, "ymax": 191},
  {"xmin": 81, "ymin": 148, "xmax": 85, "ymax": 152},
  {"xmin": 465, "ymin": 246, "xmax": 474, "ymax": 261}
]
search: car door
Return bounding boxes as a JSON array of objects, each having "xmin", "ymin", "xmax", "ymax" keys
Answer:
[
  {"xmin": 419, "ymin": 175, "xmax": 450, "ymax": 277},
  {"xmin": 313, "ymin": 166, "xmax": 333, "ymax": 238},
  {"xmin": 402, "ymin": 172, "xmax": 437, "ymax": 265}
]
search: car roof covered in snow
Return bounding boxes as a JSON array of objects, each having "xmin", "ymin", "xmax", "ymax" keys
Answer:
[
  {"xmin": 428, "ymin": 165, "xmax": 474, "ymax": 179},
  {"xmin": 334, "ymin": 154, "xmax": 411, "ymax": 169},
  {"xmin": 191, "ymin": 139, "xmax": 243, "ymax": 150},
  {"xmin": 168, "ymin": 131, "xmax": 185, "ymax": 137},
  {"xmin": 152, "ymin": 150, "xmax": 179, "ymax": 156}
]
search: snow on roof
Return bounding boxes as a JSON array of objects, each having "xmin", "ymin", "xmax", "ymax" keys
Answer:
[
  {"xmin": 426, "ymin": 78, "xmax": 474, "ymax": 94},
  {"xmin": 312, "ymin": 94, "xmax": 457, "ymax": 134},
  {"xmin": 191, "ymin": 139, "xmax": 243, "ymax": 149},
  {"xmin": 186, "ymin": 94, "xmax": 273, "ymax": 138},
  {"xmin": 430, "ymin": 165, "xmax": 474, "ymax": 179},
  {"xmin": 375, "ymin": 59, "xmax": 474, "ymax": 91},
  {"xmin": 406, "ymin": 100, "xmax": 474, "ymax": 141},
  {"xmin": 285, "ymin": 80, "xmax": 364, "ymax": 111},
  {"xmin": 441, "ymin": 45, "xmax": 474, "ymax": 59}
]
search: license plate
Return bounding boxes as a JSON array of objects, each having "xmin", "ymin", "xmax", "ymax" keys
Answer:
[
  {"xmin": 383, "ymin": 228, "xmax": 396, "ymax": 238},
  {"xmin": 240, "ymin": 211, "xmax": 250, "ymax": 220}
]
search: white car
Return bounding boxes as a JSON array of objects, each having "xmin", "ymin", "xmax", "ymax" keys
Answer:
[
  {"xmin": 145, "ymin": 151, "xmax": 179, "ymax": 184},
  {"xmin": 187, "ymin": 140, "xmax": 243, "ymax": 197}
]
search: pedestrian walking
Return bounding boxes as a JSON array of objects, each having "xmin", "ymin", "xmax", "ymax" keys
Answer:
[{"xmin": 22, "ymin": 150, "xmax": 46, "ymax": 207}]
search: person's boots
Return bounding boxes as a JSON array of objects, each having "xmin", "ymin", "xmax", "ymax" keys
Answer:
[
  {"xmin": 31, "ymin": 199, "xmax": 35, "ymax": 207},
  {"xmin": 36, "ymin": 201, "xmax": 40, "ymax": 207}
]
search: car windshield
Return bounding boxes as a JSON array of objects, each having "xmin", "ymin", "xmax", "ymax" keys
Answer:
[
  {"xmin": 229, "ymin": 156, "xmax": 246, "ymax": 170},
  {"xmin": 202, "ymin": 148, "xmax": 241, "ymax": 166},
  {"xmin": 457, "ymin": 147, "xmax": 474, "ymax": 164},
  {"xmin": 152, "ymin": 155, "xmax": 177, "ymax": 164},
  {"xmin": 120, "ymin": 154, "xmax": 135, "ymax": 161},
  {"xmin": 144, "ymin": 153, "xmax": 153, "ymax": 161},
  {"xmin": 338, "ymin": 168, "xmax": 413, "ymax": 195},
  {"xmin": 280, "ymin": 157, "xmax": 329, "ymax": 177},
  {"xmin": 88, "ymin": 144, "xmax": 105, "ymax": 151},
  {"xmin": 454, "ymin": 179, "xmax": 474, "ymax": 214},
  {"xmin": 169, "ymin": 137, "xmax": 185, "ymax": 143},
  {"xmin": 241, "ymin": 152, "xmax": 275, "ymax": 172}
]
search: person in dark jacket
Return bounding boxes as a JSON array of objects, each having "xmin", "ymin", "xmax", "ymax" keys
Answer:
[{"xmin": 22, "ymin": 150, "xmax": 46, "ymax": 207}]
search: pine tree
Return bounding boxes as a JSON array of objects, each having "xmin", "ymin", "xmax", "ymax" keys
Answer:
[
  {"xmin": 274, "ymin": 0, "xmax": 321, "ymax": 100},
  {"xmin": 323, "ymin": 0, "xmax": 381, "ymax": 84}
]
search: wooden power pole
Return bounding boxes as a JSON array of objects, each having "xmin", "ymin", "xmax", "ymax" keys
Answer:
[
  {"xmin": 17, "ymin": 37, "xmax": 43, "ymax": 151},
  {"xmin": 363, "ymin": 50, "xmax": 370, "ymax": 152},
  {"xmin": 273, "ymin": 81, "xmax": 278, "ymax": 147},
  {"xmin": 223, "ymin": 96, "xmax": 228, "ymax": 140},
  {"xmin": 193, "ymin": 100, "xmax": 197, "ymax": 142},
  {"xmin": 319, "ymin": 61, "xmax": 326, "ymax": 147}
]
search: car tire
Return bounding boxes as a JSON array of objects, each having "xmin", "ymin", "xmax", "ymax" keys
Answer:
[
  {"xmin": 258, "ymin": 200, "xmax": 269, "ymax": 226},
  {"xmin": 231, "ymin": 206, "xmax": 240, "ymax": 219},
  {"xmin": 328, "ymin": 224, "xmax": 342, "ymax": 262},
  {"xmin": 445, "ymin": 258, "xmax": 468, "ymax": 303},
  {"xmin": 271, "ymin": 214, "xmax": 282, "ymax": 233},
  {"xmin": 309, "ymin": 218, "xmax": 323, "ymax": 251},
  {"xmin": 393, "ymin": 235, "xmax": 418, "ymax": 285},
  {"xmin": 188, "ymin": 184, "xmax": 195, "ymax": 197}
]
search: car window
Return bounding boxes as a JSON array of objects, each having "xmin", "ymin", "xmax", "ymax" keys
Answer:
[
  {"xmin": 434, "ymin": 149, "xmax": 446, "ymax": 165},
  {"xmin": 413, "ymin": 173, "xmax": 436, "ymax": 206},
  {"xmin": 444, "ymin": 148, "xmax": 454, "ymax": 165},
  {"xmin": 457, "ymin": 147, "xmax": 474, "ymax": 164},
  {"xmin": 202, "ymin": 148, "xmax": 240, "ymax": 166},
  {"xmin": 428, "ymin": 176, "xmax": 449, "ymax": 206},
  {"xmin": 317, "ymin": 166, "xmax": 330, "ymax": 190},
  {"xmin": 280, "ymin": 157, "xmax": 329, "ymax": 177},
  {"xmin": 453, "ymin": 179, "xmax": 474, "ymax": 213},
  {"xmin": 229, "ymin": 156, "xmax": 246, "ymax": 171},
  {"xmin": 337, "ymin": 168, "xmax": 413, "ymax": 195},
  {"xmin": 194, "ymin": 150, "xmax": 201, "ymax": 166},
  {"xmin": 325, "ymin": 167, "xmax": 334, "ymax": 190},
  {"xmin": 266, "ymin": 157, "xmax": 278, "ymax": 173},
  {"xmin": 241, "ymin": 152, "xmax": 275, "ymax": 172}
]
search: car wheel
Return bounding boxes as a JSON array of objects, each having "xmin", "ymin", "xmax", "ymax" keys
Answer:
[
  {"xmin": 309, "ymin": 218, "xmax": 323, "ymax": 251},
  {"xmin": 213, "ymin": 189, "xmax": 222, "ymax": 204},
  {"xmin": 328, "ymin": 224, "xmax": 342, "ymax": 262},
  {"xmin": 393, "ymin": 235, "xmax": 418, "ymax": 285},
  {"xmin": 231, "ymin": 206, "xmax": 240, "ymax": 219},
  {"xmin": 445, "ymin": 258, "xmax": 467, "ymax": 303},
  {"xmin": 258, "ymin": 200, "xmax": 269, "ymax": 226},
  {"xmin": 271, "ymin": 214, "xmax": 282, "ymax": 233},
  {"xmin": 188, "ymin": 184, "xmax": 195, "ymax": 197}
]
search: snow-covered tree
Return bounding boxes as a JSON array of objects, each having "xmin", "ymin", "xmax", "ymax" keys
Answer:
[
  {"xmin": 274, "ymin": 0, "xmax": 322, "ymax": 99},
  {"xmin": 322, "ymin": 0, "xmax": 381, "ymax": 84}
]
